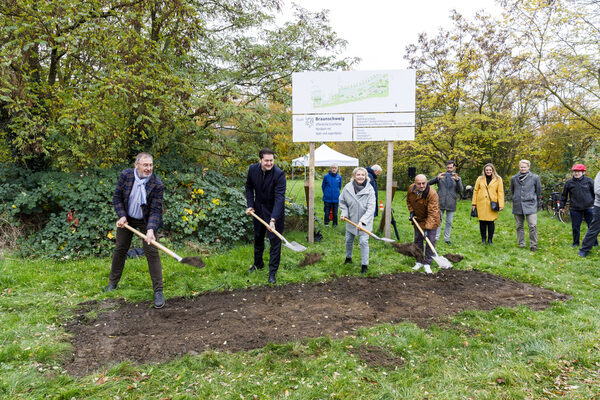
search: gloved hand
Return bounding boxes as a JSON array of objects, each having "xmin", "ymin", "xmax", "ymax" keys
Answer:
[{"xmin": 409, "ymin": 211, "xmax": 415, "ymax": 221}]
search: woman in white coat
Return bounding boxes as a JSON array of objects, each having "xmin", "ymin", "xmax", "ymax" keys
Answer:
[{"xmin": 339, "ymin": 167, "xmax": 376, "ymax": 273}]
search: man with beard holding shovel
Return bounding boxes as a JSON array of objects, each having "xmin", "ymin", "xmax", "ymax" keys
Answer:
[
  {"xmin": 407, "ymin": 174, "xmax": 441, "ymax": 274},
  {"xmin": 245, "ymin": 148, "xmax": 286, "ymax": 284},
  {"xmin": 105, "ymin": 152, "xmax": 166, "ymax": 309}
]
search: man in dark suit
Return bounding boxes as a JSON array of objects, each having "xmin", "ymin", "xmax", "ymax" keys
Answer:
[
  {"xmin": 105, "ymin": 152, "xmax": 166, "ymax": 308},
  {"xmin": 245, "ymin": 148, "xmax": 286, "ymax": 284}
]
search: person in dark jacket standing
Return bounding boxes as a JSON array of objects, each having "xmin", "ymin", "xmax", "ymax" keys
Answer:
[
  {"xmin": 560, "ymin": 164, "xmax": 595, "ymax": 248},
  {"xmin": 366, "ymin": 165, "xmax": 382, "ymax": 217},
  {"xmin": 322, "ymin": 164, "xmax": 342, "ymax": 227},
  {"xmin": 105, "ymin": 152, "xmax": 166, "ymax": 309},
  {"xmin": 510, "ymin": 160, "xmax": 542, "ymax": 251},
  {"xmin": 245, "ymin": 148, "xmax": 286, "ymax": 284},
  {"xmin": 428, "ymin": 160, "xmax": 463, "ymax": 245},
  {"xmin": 579, "ymin": 169, "xmax": 600, "ymax": 257}
]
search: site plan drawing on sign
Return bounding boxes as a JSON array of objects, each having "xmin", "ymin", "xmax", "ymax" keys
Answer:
[{"xmin": 311, "ymin": 74, "xmax": 389, "ymax": 108}]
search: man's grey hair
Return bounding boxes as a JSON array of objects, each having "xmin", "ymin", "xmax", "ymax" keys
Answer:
[
  {"xmin": 135, "ymin": 152, "xmax": 153, "ymax": 163},
  {"xmin": 371, "ymin": 164, "xmax": 382, "ymax": 172},
  {"xmin": 519, "ymin": 159, "xmax": 530, "ymax": 167},
  {"xmin": 330, "ymin": 163, "xmax": 338, "ymax": 168}
]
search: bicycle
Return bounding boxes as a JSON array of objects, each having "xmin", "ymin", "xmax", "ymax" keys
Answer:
[{"xmin": 546, "ymin": 191, "xmax": 570, "ymax": 223}]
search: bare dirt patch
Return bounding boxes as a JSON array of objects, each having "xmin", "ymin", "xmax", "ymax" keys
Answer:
[
  {"xmin": 350, "ymin": 345, "xmax": 405, "ymax": 369},
  {"xmin": 64, "ymin": 270, "xmax": 568, "ymax": 375}
]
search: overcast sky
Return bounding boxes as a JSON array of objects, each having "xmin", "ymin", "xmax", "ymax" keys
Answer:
[{"xmin": 282, "ymin": 0, "xmax": 503, "ymax": 70}]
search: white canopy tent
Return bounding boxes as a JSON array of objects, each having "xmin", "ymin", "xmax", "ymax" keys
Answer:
[{"xmin": 292, "ymin": 144, "xmax": 358, "ymax": 167}]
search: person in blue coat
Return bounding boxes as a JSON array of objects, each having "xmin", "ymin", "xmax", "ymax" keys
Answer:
[
  {"xmin": 245, "ymin": 148, "xmax": 286, "ymax": 284},
  {"xmin": 366, "ymin": 165, "xmax": 382, "ymax": 217},
  {"xmin": 322, "ymin": 164, "xmax": 342, "ymax": 227}
]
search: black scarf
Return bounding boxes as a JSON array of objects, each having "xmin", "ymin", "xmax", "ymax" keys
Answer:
[
  {"xmin": 353, "ymin": 180, "xmax": 366, "ymax": 194},
  {"xmin": 518, "ymin": 172, "xmax": 530, "ymax": 183}
]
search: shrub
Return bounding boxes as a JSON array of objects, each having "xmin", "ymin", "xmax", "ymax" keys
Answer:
[{"xmin": 0, "ymin": 164, "xmax": 308, "ymax": 258}]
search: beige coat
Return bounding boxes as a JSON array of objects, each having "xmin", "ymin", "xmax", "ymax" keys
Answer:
[{"xmin": 472, "ymin": 176, "xmax": 505, "ymax": 221}]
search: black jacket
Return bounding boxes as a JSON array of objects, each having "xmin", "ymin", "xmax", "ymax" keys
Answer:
[
  {"xmin": 560, "ymin": 176, "xmax": 595, "ymax": 210},
  {"xmin": 245, "ymin": 163, "xmax": 286, "ymax": 234},
  {"xmin": 366, "ymin": 166, "xmax": 379, "ymax": 217}
]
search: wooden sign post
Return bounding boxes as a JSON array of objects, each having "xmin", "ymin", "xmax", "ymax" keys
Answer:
[{"xmin": 384, "ymin": 141, "xmax": 394, "ymax": 239}]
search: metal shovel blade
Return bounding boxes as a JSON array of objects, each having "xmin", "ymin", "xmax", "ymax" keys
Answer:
[
  {"xmin": 283, "ymin": 239, "xmax": 307, "ymax": 252},
  {"xmin": 433, "ymin": 255, "xmax": 453, "ymax": 269},
  {"xmin": 379, "ymin": 237, "xmax": 396, "ymax": 243}
]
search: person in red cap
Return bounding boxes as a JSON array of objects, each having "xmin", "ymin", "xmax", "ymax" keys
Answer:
[{"xmin": 560, "ymin": 164, "xmax": 595, "ymax": 247}]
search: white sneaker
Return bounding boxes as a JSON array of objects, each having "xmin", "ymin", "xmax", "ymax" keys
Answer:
[
  {"xmin": 423, "ymin": 264, "xmax": 433, "ymax": 274},
  {"xmin": 412, "ymin": 262, "xmax": 423, "ymax": 271}
]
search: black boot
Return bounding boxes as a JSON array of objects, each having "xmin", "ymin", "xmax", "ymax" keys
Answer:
[
  {"xmin": 248, "ymin": 264, "xmax": 264, "ymax": 272},
  {"xmin": 344, "ymin": 257, "xmax": 352, "ymax": 264},
  {"xmin": 268, "ymin": 272, "xmax": 276, "ymax": 284},
  {"xmin": 361, "ymin": 265, "xmax": 368, "ymax": 274}
]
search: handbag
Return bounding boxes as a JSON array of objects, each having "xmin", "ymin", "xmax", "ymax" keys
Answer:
[
  {"xmin": 470, "ymin": 207, "xmax": 478, "ymax": 218},
  {"xmin": 485, "ymin": 184, "xmax": 500, "ymax": 211}
]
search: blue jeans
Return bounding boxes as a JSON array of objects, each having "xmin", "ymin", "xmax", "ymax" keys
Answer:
[
  {"xmin": 580, "ymin": 206, "xmax": 600, "ymax": 254},
  {"xmin": 324, "ymin": 202, "xmax": 339, "ymax": 226},
  {"xmin": 570, "ymin": 208, "xmax": 594, "ymax": 246}
]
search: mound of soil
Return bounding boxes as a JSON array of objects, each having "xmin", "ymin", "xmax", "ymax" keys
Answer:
[
  {"xmin": 64, "ymin": 270, "xmax": 569, "ymax": 375},
  {"xmin": 443, "ymin": 253, "xmax": 464, "ymax": 263},
  {"xmin": 391, "ymin": 242, "xmax": 423, "ymax": 262},
  {"xmin": 298, "ymin": 252, "xmax": 324, "ymax": 267}
]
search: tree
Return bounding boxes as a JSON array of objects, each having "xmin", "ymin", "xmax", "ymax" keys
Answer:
[
  {"xmin": 0, "ymin": 0, "xmax": 355, "ymax": 171},
  {"xmin": 403, "ymin": 11, "xmax": 542, "ymax": 180},
  {"xmin": 503, "ymin": 0, "xmax": 600, "ymax": 134}
]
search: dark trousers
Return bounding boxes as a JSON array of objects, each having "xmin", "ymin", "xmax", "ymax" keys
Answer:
[
  {"xmin": 479, "ymin": 221, "xmax": 496, "ymax": 242},
  {"xmin": 580, "ymin": 206, "xmax": 600, "ymax": 253},
  {"xmin": 254, "ymin": 224, "xmax": 282, "ymax": 275},
  {"xmin": 109, "ymin": 217, "xmax": 163, "ymax": 292},
  {"xmin": 414, "ymin": 227, "xmax": 437, "ymax": 265},
  {"xmin": 570, "ymin": 208, "xmax": 594, "ymax": 246},
  {"xmin": 324, "ymin": 202, "xmax": 339, "ymax": 226}
]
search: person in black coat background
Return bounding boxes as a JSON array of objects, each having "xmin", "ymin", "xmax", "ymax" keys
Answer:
[
  {"xmin": 245, "ymin": 148, "xmax": 286, "ymax": 283},
  {"xmin": 366, "ymin": 165, "xmax": 382, "ymax": 217},
  {"xmin": 560, "ymin": 164, "xmax": 596, "ymax": 247}
]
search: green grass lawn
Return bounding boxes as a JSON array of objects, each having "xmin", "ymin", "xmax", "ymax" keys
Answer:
[{"xmin": 1, "ymin": 187, "xmax": 600, "ymax": 399}]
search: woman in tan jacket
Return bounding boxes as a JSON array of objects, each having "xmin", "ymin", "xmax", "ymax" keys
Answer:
[{"xmin": 472, "ymin": 163, "xmax": 505, "ymax": 244}]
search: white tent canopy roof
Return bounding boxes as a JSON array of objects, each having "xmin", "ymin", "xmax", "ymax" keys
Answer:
[{"xmin": 291, "ymin": 144, "xmax": 359, "ymax": 167}]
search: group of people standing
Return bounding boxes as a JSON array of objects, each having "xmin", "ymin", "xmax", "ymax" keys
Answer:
[{"xmin": 104, "ymin": 150, "xmax": 600, "ymax": 309}]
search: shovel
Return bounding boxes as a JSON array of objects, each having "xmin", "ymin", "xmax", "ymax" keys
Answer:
[
  {"xmin": 121, "ymin": 223, "xmax": 206, "ymax": 268},
  {"xmin": 249, "ymin": 211, "xmax": 307, "ymax": 252},
  {"xmin": 411, "ymin": 218, "xmax": 452, "ymax": 269},
  {"xmin": 341, "ymin": 216, "xmax": 395, "ymax": 243}
]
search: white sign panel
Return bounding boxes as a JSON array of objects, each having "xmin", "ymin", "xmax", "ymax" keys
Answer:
[
  {"xmin": 354, "ymin": 127, "xmax": 415, "ymax": 142},
  {"xmin": 293, "ymin": 70, "xmax": 415, "ymax": 114},
  {"xmin": 293, "ymin": 114, "xmax": 353, "ymax": 142}
]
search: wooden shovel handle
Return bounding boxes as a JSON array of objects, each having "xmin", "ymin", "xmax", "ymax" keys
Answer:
[
  {"xmin": 340, "ymin": 216, "xmax": 378, "ymax": 239},
  {"xmin": 249, "ymin": 211, "xmax": 286, "ymax": 242},
  {"xmin": 411, "ymin": 219, "xmax": 439, "ymax": 257},
  {"xmin": 121, "ymin": 223, "xmax": 182, "ymax": 261}
]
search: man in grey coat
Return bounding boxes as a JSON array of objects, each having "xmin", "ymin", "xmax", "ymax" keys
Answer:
[
  {"xmin": 579, "ymin": 169, "xmax": 600, "ymax": 257},
  {"xmin": 510, "ymin": 159, "xmax": 542, "ymax": 251},
  {"xmin": 428, "ymin": 160, "xmax": 463, "ymax": 245}
]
